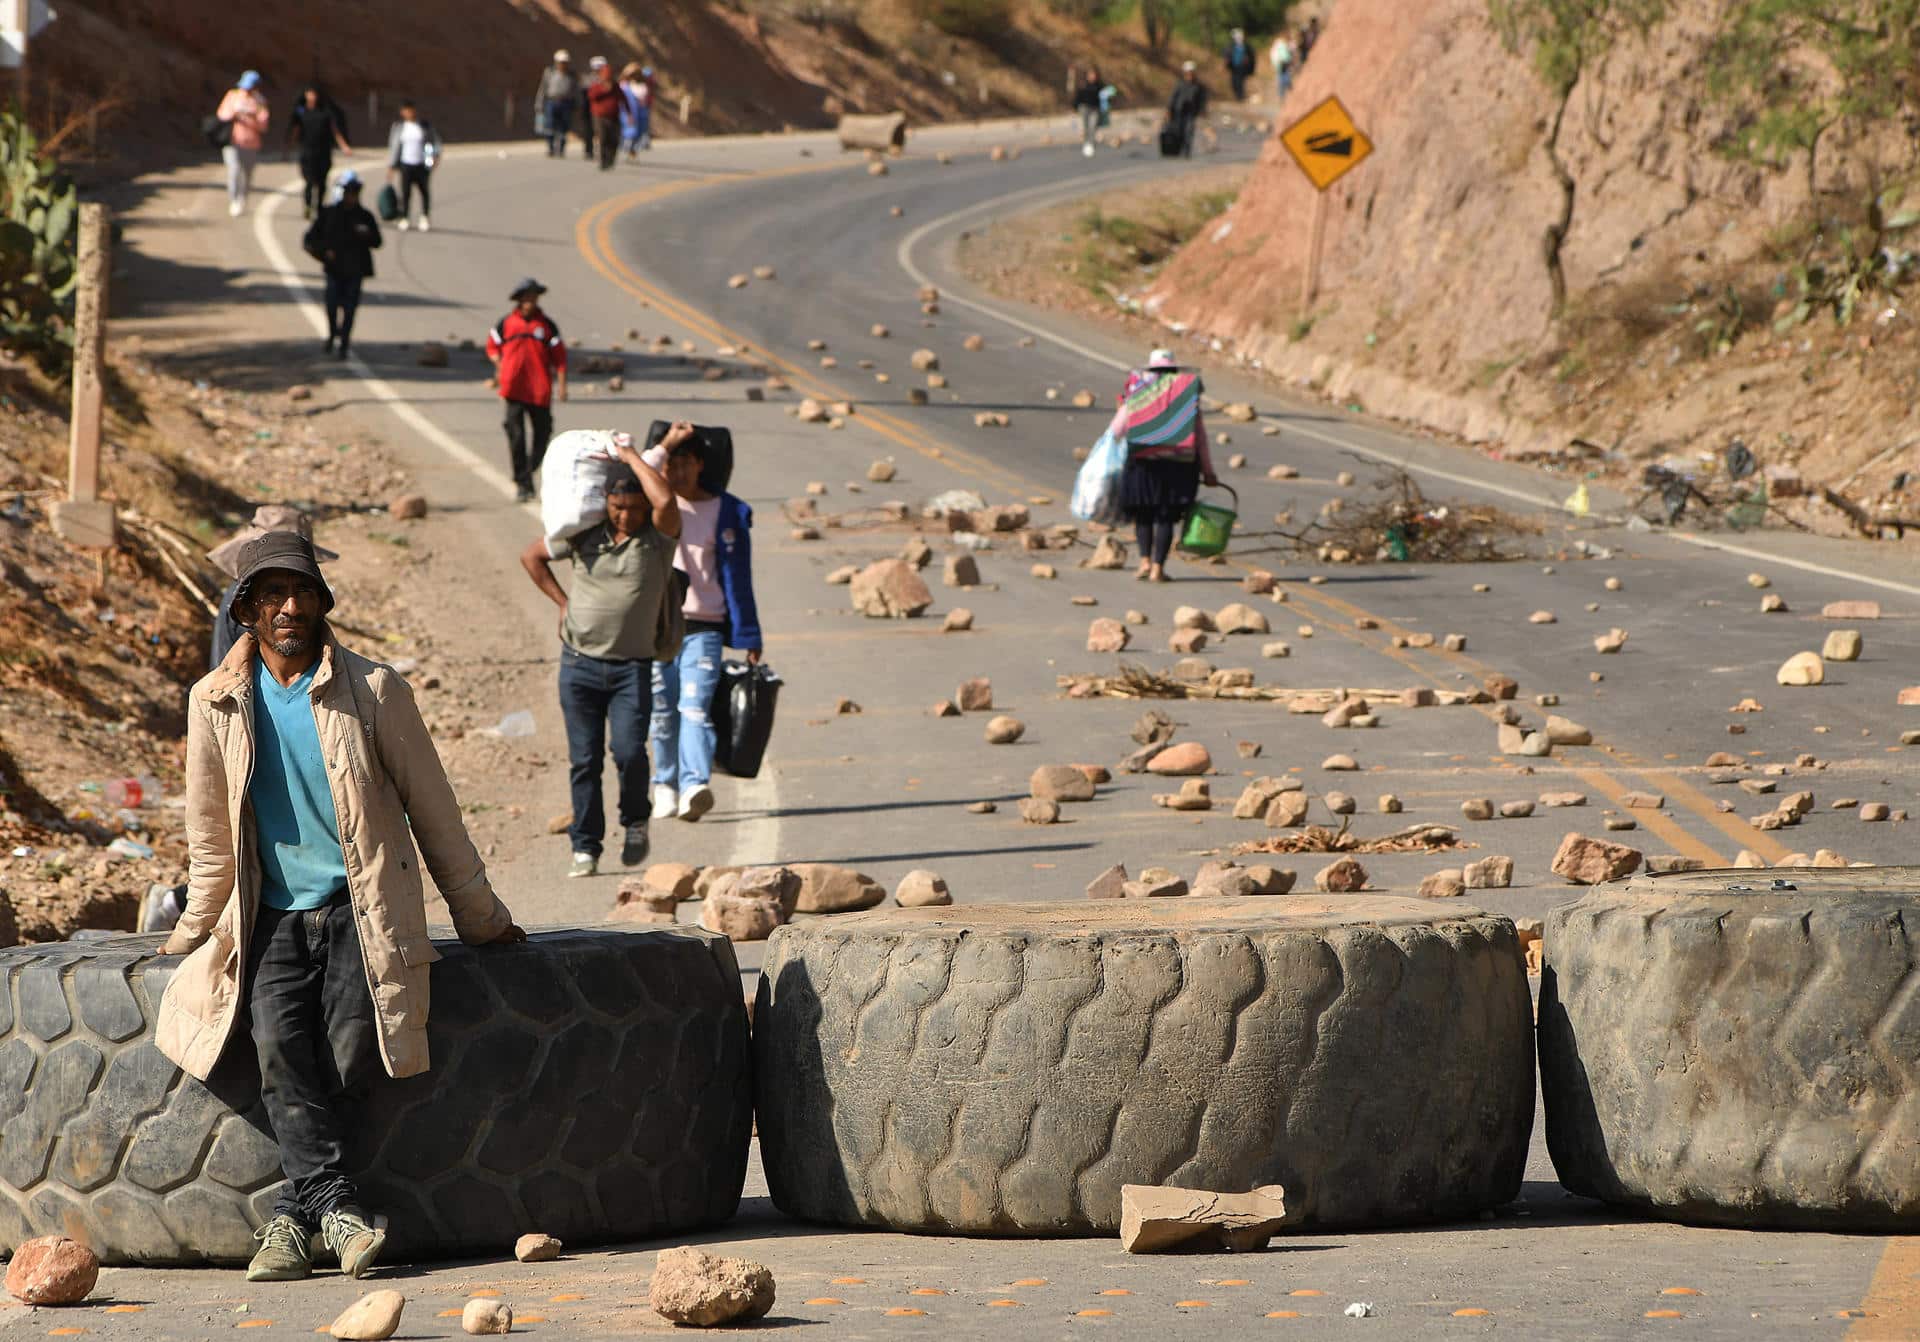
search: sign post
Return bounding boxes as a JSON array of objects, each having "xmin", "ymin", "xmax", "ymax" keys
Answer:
[
  {"xmin": 51, "ymin": 202, "xmax": 116, "ymax": 559},
  {"xmin": 1278, "ymin": 94, "xmax": 1373, "ymax": 307}
]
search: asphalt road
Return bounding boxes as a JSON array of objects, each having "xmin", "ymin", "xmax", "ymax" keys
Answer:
[{"xmin": 70, "ymin": 114, "xmax": 1920, "ymax": 1340}]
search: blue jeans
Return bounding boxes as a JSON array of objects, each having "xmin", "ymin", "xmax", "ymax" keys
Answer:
[
  {"xmin": 650, "ymin": 627, "xmax": 724, "ymax": 790},
  {"xmin": 1277, "ymin": 69, "xmax": 1293, "ymax": 100},
  {"xmin": 544, "ymin": 99, "xmax": 573, "ymax": 155},
  {"xmin": 558, "ymin": 645, "xmax": 651, "ymax": 857}
]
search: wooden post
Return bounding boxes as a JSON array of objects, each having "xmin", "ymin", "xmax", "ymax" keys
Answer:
[
  {"xmin": 52, "ymin": 202, "xmax": 117, "ymax": 554},
  {"xmin": 504, "ymin": 91, "xmax": 514, "ymax": 131},
  {"xmin": 1300, "ymin": 188, "xmax": 1328, "ymax": 308},
  {"xmin": 678, "ymin": 93, "xmax": 691, "ymax": 126}
]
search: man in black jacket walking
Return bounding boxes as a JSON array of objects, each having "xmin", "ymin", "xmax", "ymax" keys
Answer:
[{"xmin": 303, "ymin": 170, "xmax": 381, "ymax": 360}]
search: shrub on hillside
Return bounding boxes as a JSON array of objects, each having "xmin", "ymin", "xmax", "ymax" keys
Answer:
[
  {"xmin": 912, "ymin": 0, "xmax": 1012, "ymax": 39},
  {"xmin": 0, "ymin": 111, "xmax": 79, "ymax": 372}
]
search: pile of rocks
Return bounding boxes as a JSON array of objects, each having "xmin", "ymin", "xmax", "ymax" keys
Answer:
[{"xmin": 610, "ymin": 861, "xmax": 952, "ymax": 941}]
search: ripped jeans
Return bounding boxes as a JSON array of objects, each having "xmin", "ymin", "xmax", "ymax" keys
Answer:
[{"xmin": 650, "ymin": 624, "xmax": 725, "ymax": 790}]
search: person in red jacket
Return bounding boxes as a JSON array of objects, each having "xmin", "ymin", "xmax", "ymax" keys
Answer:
[
  {"xmin": 586, "ymin": 59, "xmax": 622, "ymax": 171},
  {"xmin": 485, "ymin": 278, "xmax": 568, "ymax": 501}
]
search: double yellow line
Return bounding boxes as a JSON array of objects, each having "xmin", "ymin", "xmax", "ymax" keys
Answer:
[{"xmin": 573, "ymin": 166, "xmax": 1786, "ymax": 868}]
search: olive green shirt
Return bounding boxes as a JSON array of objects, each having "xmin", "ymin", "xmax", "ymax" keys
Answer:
[{"xmin": 547, "ymin": 520, "xmax": 677, "ymax": 661}]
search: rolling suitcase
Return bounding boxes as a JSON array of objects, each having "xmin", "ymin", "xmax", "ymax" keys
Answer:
[
  {"xmin": 710, "ymin": 660, "xmax": 780, "ymax": 779},
  {"xmin": 645, "ymin": 420, "xmax": 734, "ymax": 495},
  {"xmin": 1159, "ymin": 122, "xmax": 1184, "ymax": 157}
]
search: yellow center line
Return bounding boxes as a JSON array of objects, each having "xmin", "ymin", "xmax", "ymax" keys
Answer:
[
  {"xmin": 1848, "ymin": 1238, "xmax": 1920, "ymax": 1339},
  {"xmin": 1626, "ymin": 766, "xmax": 1795, "ymax": 863}
]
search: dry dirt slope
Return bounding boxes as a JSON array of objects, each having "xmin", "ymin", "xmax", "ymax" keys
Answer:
[
  {"xmin": 35, "ymin": 0, "xmax": 1208, "ymax": 155},
  {"xmin": 1145, "ymin": 0, "xmax": 1919, "ymax": 531}
]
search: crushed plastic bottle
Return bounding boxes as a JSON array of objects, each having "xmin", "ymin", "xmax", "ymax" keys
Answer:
[
  {"xmin": 489, "ymin": 710, "xmax": 537, "ymax": 739},
  {"xmin": 106, "ymin": 776, "xmax": 163, "ymax": 808},
  {"xmin": 107, "ymin": 837, "xmax": 155, "ymax": 860}
]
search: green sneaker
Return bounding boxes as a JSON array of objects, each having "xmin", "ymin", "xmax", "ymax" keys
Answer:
[
  {"xmin": 246, "ymin": 1215, "xmax": 313, "ymax": 1282},
  {"xmin": 321, "ymin": 1208, "xmax": 386, "ymax": 1279}
]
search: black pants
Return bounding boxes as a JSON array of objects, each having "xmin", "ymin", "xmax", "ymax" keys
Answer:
[
  {"xmin": 594, "ymin": 116, "xmax": 619, "ymax": 170},
  {"xmin": 324, "ymin": 270, "xmax": 363, "ymax": 351},
  {"xmin": 397, "ymin": 163, "xmax": 431, "ymax": 220},
  {"xmin": 1173, "ymin": 113, "xmax": 1196, "ymax": 157},
  {"xmin": 247, "ymin": 891, "xmax": 379, "ymax": 1229},
  {"xmin": 300, "ymin": 154, "xmax": 332, "ymax": 214},
  {"xmin": 1230, "ymin": 71, "xmax": 1248, "ymax": 100},
  {"xmin": 1135, "ymin": 518, "xmax": 1178, "ymax": 566},
  {"xmin": 504, "ymin": 399, "xmax": 553, "ymax": 489}
]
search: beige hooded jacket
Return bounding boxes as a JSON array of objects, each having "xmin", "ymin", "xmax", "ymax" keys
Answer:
[{"xmin": 156, "ymin": 632, "xmax": 513, "ymax": 1081}]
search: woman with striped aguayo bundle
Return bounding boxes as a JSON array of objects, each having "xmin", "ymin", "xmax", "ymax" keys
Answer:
[{"xmin": 1116, "ymin": 349, "xmax": 1218, "ymax": 582}]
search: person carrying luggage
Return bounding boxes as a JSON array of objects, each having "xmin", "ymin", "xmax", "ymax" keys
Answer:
[
  {"xmin": 536, "ymin": 50, "xmax": 579, "ymax": 157},
  {"xmin": 302, "ymin": 170, "xmax": 380, "ymax": 361},
  {"xmin": 1114, "ymin": 348, "xmax": 1217, "ymax": 582},
  {"xmin": 385, "ymin": 100, "xmax": 442, "ymax": 232},
  {"xmin": 586, "ymin": 58, "xmax": 622, "ymax": 171},
  {"xmin": 485, "ymin": 278, "xmax": 568, "ymax": 501},
  {"xmin": 640, "ymin": 430, "xmax": 762, "ymax": 823},
  {"xmin": 1167, "ymin": 61, "xmax": 1210, "ymax": 158}
]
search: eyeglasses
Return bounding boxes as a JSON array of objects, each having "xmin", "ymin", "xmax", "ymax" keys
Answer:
[{"xmin": 249, "ymin": 580, "xmax": 321, "ymax": 607}]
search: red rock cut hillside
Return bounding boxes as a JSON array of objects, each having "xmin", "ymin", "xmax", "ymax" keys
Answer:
[{"xmin": 1145, "ymin": 0, "xmax": 1917, "ymax": 510}]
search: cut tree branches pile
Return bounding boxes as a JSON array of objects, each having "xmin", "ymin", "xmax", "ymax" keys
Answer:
[{"xmin": 1231, "ymin": 821, "xmax": 1468, "ymax": 856}]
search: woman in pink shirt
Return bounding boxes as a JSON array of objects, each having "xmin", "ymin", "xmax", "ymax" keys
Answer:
[{"xmin": 216, "ymin": 71, "xmax": 272, "ymax": 217}]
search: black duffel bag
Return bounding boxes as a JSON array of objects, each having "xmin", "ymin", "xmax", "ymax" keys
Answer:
[{"xmin": 710, "ymin": 659, "xmax": 780, "ymax": 779}]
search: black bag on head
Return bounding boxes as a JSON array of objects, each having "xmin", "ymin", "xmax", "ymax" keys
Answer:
[
  {"xmin": 645, "ymin": 420, "xmax": 734, "ymax": 496},
  {"xmin": 709, "ymin": 660, "xmax": 780, "ymax": 779}
]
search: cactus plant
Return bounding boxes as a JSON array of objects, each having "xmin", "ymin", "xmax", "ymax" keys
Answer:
[{"xmin": 0, "ymin": 109, "xmax": 80, "ymax": 370}]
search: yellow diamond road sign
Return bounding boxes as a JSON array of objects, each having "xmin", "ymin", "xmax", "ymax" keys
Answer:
[{"xmin": 1280, "ymin": 95, "xmax": 1372, "ymax": 192}]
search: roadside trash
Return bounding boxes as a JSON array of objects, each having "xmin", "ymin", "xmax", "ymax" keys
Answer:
[
  {"xmin": 105, "ymin": 776, "xmax": 163, "ymax": 808},
  {"xmin": 140, "ymin": 883, "xmax": 184, "ymax": 933},
  {"xmin": 10, "ymin": 845, "xmax": 33, "ymax": 858},
  {"xmin": 1345, "ymin": 1302, "xmax": 1377, "ymax": 1318},
  {"xmin": 107, "ymin": 838, "xmax": 154, "ymax": 860},
  {"xmin": 489, "ymin": 710, "xmax": 536, "ymax": 739},
  {"xmin": 925, "ymin": 488, "xmax": 987, "ymax": 517},
  {"xmin": 1563, "ymin": 481, "xmax": 1591, "ymax": 516}
]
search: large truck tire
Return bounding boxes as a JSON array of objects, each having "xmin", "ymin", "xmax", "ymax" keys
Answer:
[
  {"xmin": 0, "ymin": 927, "xmax": 752, "ymax": 1264},
  {"xmin": 753, "ymin": 898, "xmax": 1533, "ymax": 1235},
  {"xmin": 1540, "ymin": 868, "xmax": 1920, "ymax": 1230}
]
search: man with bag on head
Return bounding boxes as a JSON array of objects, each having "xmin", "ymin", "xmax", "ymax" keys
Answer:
[
  {"xmin": 486, "ymin": 278, "xmax": 568, "ymax": 502},
  {"xmin": 519, "ymin": 431, "xmax": 685, "ymax": 877},
  {"xmin": 158, "ymin": 532, "xmax": 526, "ymax": 1283}
]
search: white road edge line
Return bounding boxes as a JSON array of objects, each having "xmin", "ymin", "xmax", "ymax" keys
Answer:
[
  {"xmin": 251, "ymin": 180, "xmax": 786, "ymax": 871},
  {"xmin": 898, "ymin": 172, "xmax": 1920, "ymax": 598}
]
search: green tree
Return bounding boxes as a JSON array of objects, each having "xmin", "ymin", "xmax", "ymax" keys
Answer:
[
  {"xmin": 1704, "ymin": 0, "xmax": 1920, "ymax": 196},
  {"xmin": 0, "ymin": 108, "xmax": 79, "ymax": 370},
  {"xmin": 1488, "ymin": 0, "xmax": 1665, "ymax": 317}
]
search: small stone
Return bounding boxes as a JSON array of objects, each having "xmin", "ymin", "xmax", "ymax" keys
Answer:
[
  {"xmin": 1593, "ymin": 628, "xmax": 1628, "ymax": 654},
  {"xmin": 1443, "ymin": 633, "xmax": 1468, "ymax": 652},
  {"xmin": 867, "ymin": 458, "xmax": 897, "ymax": 482},
  {"xmin": 1268, "ymin": 463, "xmax": 1299, "ymax": 479},
  {"xmin": 931, "ymin": 700, "xmax": 960, "ymax": 718},
  {"xmin": 895, "ymin": 870, "xmax": 953, "ymax": 906},
  {"xmin": 1604, "ymin": 576, "xmax": 1622, "ymax": 591},
  {"xmin": 416, "ymin": 342, "xmax": 449, "ymax": 367},
  {"xmin": 1529, "ymin": 610, "xmax": 1557, "ymax": 624},
  {"xmin": 649, "ymin": 1246, "xmax": 776, "ymax": 1327},
  {"xmin": 1706, "ymin": 751, "xmax": 1742, "ymax": 767},
  {"xmin": 1031, "ymin": 765, "xmax": 1097, "ymax": 803},
  {"xmin": 826, "ymin": 565, "xmax": 857, "ymax": 585},
  {"xmin": 1321, "ymin": 754, "xmax": 1358, "ymax": 771},
  {"xmin": 1540, "ymin": 791, "xmax": 1587, "ymax": 808},
  {"xmin": 1262, "ymin": 641, "xmax": 1291, "ymax": 659},
  {"xmin": 962, "ymin": 333, "xmax": 986, "ymax": 352},
  {"xmin": 1019, "ymin": 796, "xmax": 1061, "ymax": 824},
  {"xmin": 1126, "ymin": 609, "xmax": 1149, "ymax": 625},
  {"xmin": 4, "ymin": 1235, "xmax": 98, "ymax": 1305},
  {"xmin": 330, "ymin": 1290, "xmax": 408, "ymax": 1340},
  {"xmin": 1823, "ymin": 629, "xmax": 1862, "ymax": 661},
  {"xmin": 1265, "ymin": 791, "xmax": 1310, "ymax": 828},
  {"xmin": 957, "ymin": 677, "xmax": 993, "ymax": 711},
  {"xmin": 1031, "ymin": 562, "xmax": 1057, "ymax": 580},
  {"xmin": 1776, "ymin": 652, "xmax": 1825, "ymax": 686},
  {"xmin": 1071, "ymin": 389, "xmax": 1096, "ymax": 408},
  {"xmin": 1215, "ymin": 602, "xmax": 1270, "ymax": 634},
  {"xmin": 1500, "ymin": 800, "xmax": 1535, "ymax": 818},
  {"xmin": 728, "ymin": 273, "xmax": 751, "ymax": 288},
  {"xmin": 1761, "ymin": 593, "xmax": 1788, "ymax": 612},
  {"xmin": 985, "ymin": 715, "xmax": 1024, "ymax": 744},
  {"xmin": 1314, "ymin": 857, "xmax": 1369, "ymax": 892},
  {"xmin": 1551, "ymin": 833, "xmax": 1643, "ymax": 883},
  {"xmin": 1087, "ymin": 618, "xmax": 1130, "ymax": 653},
  {"xmin": 1170, "ymin": 628, "xmax": 1209, "ymax": 654},
  {"xmin": 515, "ymin": 1233, "xmax": 563, "ymax": 1263},
  {"xmin": 943, "ymin": 553, "xmax": 981, "ymax": 587},
  {"xmin": 1086, "ymin": 863, "xmax": 1129, "ymax": 899},
  {"xmin": 1484, "ymin": 674, "xmax": 1519, "ymax": 700},
  {"xmin": 1861, "ymin": 802, "xmax": 1892, "ymax": 821},
  {"xmin": 388, "ymin": 493, "xmax": 428, "ymax": 520},
  {"xmin": 1734, "ymin": 849, "xmax": 1768, "ymax": 868},
  {"xmin": 1739, "ymin": 779, "xmax": 1776, "ymax": 795},
  {"xmin": 1603, "ymin": 814, "xmax": 1637, "ymax": 832},
  {"xmin": 1622, "ymin": 791, "xmax": 1664, "ymax": 810},
  {"xmin": 1147, "ymin": 742, "xmax": 1212, "ymax": 775},
  {"xmin": 1377, "ymin": 794, "xmax": 1402, "ymax": 814},
  {"xmin": 1460, "ymin": 798, "xmax": 1494, "ymax": 821},
  {"xmin": 463, "ymin": 1298, "xmax": 514, "ymax": 1336},
  {"xmin": 834, "ymin": 696, "xmax": 861, "ymax": 715},
  {"xmin": 1822, "ymin": 600, "xmax": 1881, "ymax": 619},
  {"xmin": 1324, "ymin": 790, "xmax": 1356, "ymax": 815},
  {"xmin": 1419, "ymin": 870, "xmax": 1466, "ymax": 899},
  {"xmin": 1124, "ymin": 870, "xmax": 1188, "ymax": 898},
  {"xmin": 966, "ymin": 800, "xmax": 997, "ymax": 814},
  {"xmin": 1748, "ymin": 572, "xmax": 1771, "ymax": 588},
  {"xmin": 1237, "ymin": 741, "xmax": 1263, "ymax": 759},
  {"xmin": 1119, "ymin": 1184, "xmax": 1290, "ymax": 1254},
  {"xmin": 943, "ymin": 608, "xmax": 974, "ymax": 632},
  {"xmin": 1463, "ymin": 855, "xmax": 1513, "ymax": 888}
]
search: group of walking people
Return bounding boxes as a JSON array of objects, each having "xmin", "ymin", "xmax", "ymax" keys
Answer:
[
  {"xmin": 535, "ymin": 49, "xmax": 657, "ymax": 167},
  {"xmin": 1226, "ymin": 17, "xmax": 1321, "ymax": 104}
]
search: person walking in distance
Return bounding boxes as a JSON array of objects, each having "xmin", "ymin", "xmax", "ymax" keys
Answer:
[
  {"xmin": 486, "ymin": 278, "xmax": 568, "ymax": 502},
  {"xmin": 1270, "ymin": 30, "xmax": 1295, "ymax": 103},
  {"xmin": 586, "ymin": 58, "xmax": 621, "ymax": 171},
  {"xmin": 386, "ymin": 100, "xmax": 441, "ymax": 232},
  {"xmin": 1225, "ymin": 28, "xmax": 1255, "ymax": 102},
  {"xmin": 1115, "ymin": 348, "xmax": 1216, "ymax": 582},
  {"xmin": 536, "ymin": 50, "xmax": 579, "ymax": 157},
  {"xmin": 1072, "ymin": 65, "xmax": 1104, "ymax": 158},
  {"xmin": 1167, "ymin": 61, "xmax": 1210, "ymax": 157},
  {"xmin": 216, "ymin": 70, "xmax": 271, "ymax": 217},
  {"xmin": 302, "ymin": 170, "xmax": 381, "ymax": 361},
  {"xmin": 578, "ymin": 57, "xmax": 609, "ymax": 161},
  {"xmin": 287, "ymin": 86, "xmax": 350, "ymax": 221},
  {"xmin": 519, "ymin": 435, "xmax": 686, "ymax": 877},
  {"xmin": 158, "ymin": 531, "xmax": 525, "ymax": 1284},
  {"xmin": 1299, "ymin": 16, "xmax": 1322, "ymax": 66},
  {"xmin": 641, "ymin": 432, "xmax": 763, "ymax": 823},
  {"xmin": 618, "ymin": 63, "xmax": 653, "ymax": 157}
]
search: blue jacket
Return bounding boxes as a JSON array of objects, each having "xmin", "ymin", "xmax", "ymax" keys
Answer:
[{"xmin": 714, "ymin": 493, "xmax": 762, "ymax": 652}]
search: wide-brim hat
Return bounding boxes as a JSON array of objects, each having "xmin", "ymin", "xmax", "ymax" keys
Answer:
[
  {"xmin": 207, "ymin": 505, "xmax": 337, "ymax": 580},
  {"xmin": 228, "ymin": 532, "xmax": 336, "ymax": 618},
  {"xmin": 1148, "ymin": 347, "xmax": 1178, "ymax": 368},
  {"xmin": 511, "ymin": 276, "xmax": 547, "ymax": 301}
]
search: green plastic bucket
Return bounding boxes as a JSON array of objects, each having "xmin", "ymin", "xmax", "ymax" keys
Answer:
[{"xmin": 1179, "ymin": 485, "xmax": 1239, "ymax": 557}]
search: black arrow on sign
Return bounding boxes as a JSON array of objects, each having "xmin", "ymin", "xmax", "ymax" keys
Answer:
[{"xmin": 1304, "ymin": 130, "xmax": 1354, "ymax": 157}]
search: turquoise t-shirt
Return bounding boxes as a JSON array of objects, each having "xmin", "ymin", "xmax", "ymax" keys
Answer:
[{"xmin": 251, "ymin": 659, "xmax": 348, "ymax": 912}]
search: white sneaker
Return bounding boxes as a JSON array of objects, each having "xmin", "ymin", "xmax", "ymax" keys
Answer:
[
  {"xmin": 1082, "ymin": 142, "xmax": 1095, "ymax": 158},
  {"xmin": 398, "ymin": 218, "xmax": 411, "ymax": 232},
  {"xmin": 677, "ymin": 785, "xmax": 715, "ymax": 822},
  {"xmin": 651, "ymin": 784, "xmax": 677, "ymax": 821},
  {"xmin": 228, "ymin": 200, "xmax": 244, "ymax": 217},
  {"xmin": 419, "ymin": 217, "xmax": 432, "ymax": 233}
]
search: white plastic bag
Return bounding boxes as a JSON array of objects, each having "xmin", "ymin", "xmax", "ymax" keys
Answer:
[
  {"xmin": 1071, "ymin": 424, "xmax": 1128, "ymax": 524},
  {"xmin": 539, "ymin": 429, "xmax": 630, "ymax": 543}
]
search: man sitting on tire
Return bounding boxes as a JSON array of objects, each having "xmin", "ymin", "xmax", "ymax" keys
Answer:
[{"xmin": 156, "ymin": 532, "xmax": 527, "ymax": 1283}]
